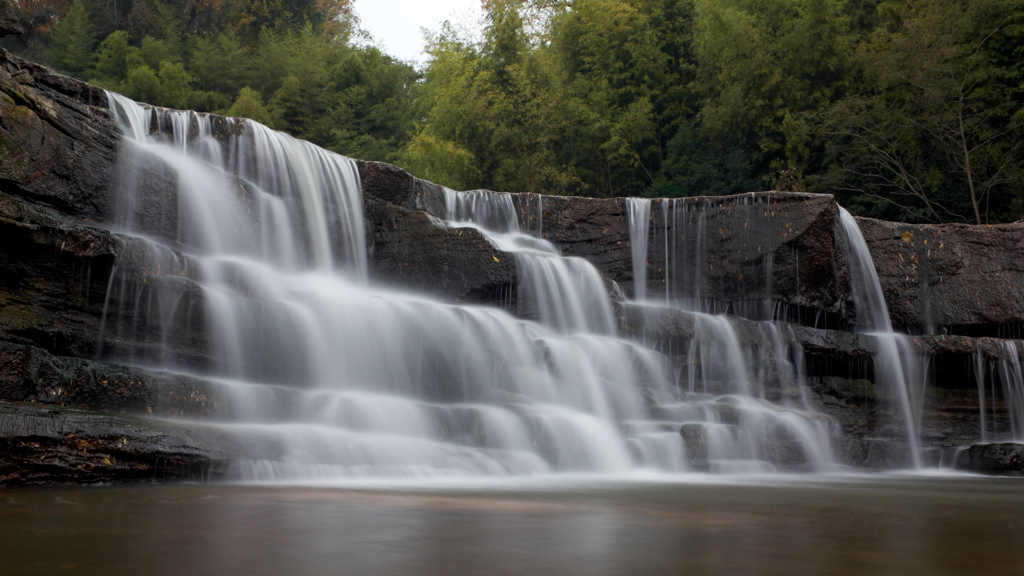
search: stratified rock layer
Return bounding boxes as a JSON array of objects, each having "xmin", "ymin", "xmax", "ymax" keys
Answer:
[
  {"xmin": 365, "ymin": 198, "xmax": 518, "ymax": 305},
  {"xmin": 528, "ymin": 193, "xmax": 852, "ymax": 324},
  {"xmin": 0, "ymin": 400, "xmax": 238, "ymax": 486}
]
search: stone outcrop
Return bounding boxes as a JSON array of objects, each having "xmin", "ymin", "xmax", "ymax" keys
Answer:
[
  {"xmin": 365, "ymin": 198, "xmax": 518, "ymax": 305},
  {"xmin": 955, "ymin": 443, "xmax": 1024, "ymax": 475},
  {"xmin": 857, "ymin": 217, "xmax": 1024, "ymax": 336},
  {"xmin": 0, "ymin": 400, "xmax": 238, "ymax": 486},
  {"xmin": 0, "ymin": 0, "xmax": 22, "ymax": 37},
  {"xmin": 358, "ymin": 158, "xmax": 855, "ymax": 326},
  {"xmin": 1, "ymin": 50, "xmax": 115, "ymax": 219},
  {"xmin": 0, "ymin": 340, "xmax": 221, "ymax": 419}
]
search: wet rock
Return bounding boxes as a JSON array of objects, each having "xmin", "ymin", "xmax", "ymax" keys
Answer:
[
  {"xmin": 514, "ymin": 192, "xmax": 852, "ymax": 323},
  {"xmin": 358, "ymin": 160, "xmax": 449, "ymax": 217},
  {"xmin": 0, "ymin": 400, "xmax": 240, "ymax": 486},
  {"xmin": 955, "ymin": 443, "xmax": 1024, "ymax": 476},
  {"xmin": 366, "ymin": 197, "xmax": 518, "ymax": 305},
  {"xmin": 760, "ymin": 439, "xmax": 808, "ymax": 468},
  {"xmin": 0, "ymin": 341, "xmax": 227, "ymax": 419},
  {"xmin": 0, "ymin": 50, "xmax": 116, "ymax": 219},
  {"xmin": 0, "ymin": 189, "xmax": 210, "ymax": 365},
  {"xmin": 857, "ymin": 217, "xmax": 1024, "ymax": 336},
  {"xmin": 679, "ymin": 423, "xmax": 709, "ymax": 470},
  {"xmin": 863, "ymin": 438, "xmax": 915, "ymax": 469},
  {"xmin": 0, "ymin": 0, "xmax": 22, "ymax": 36}
]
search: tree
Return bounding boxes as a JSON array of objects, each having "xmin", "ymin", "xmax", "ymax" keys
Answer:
[
  {"xmin": 93, "ymin": 30, "xmax": 134, "ymax": 85},
  {"xmin": 227, "ymin": 87, "xmax": 272, "ymax": 125},
  {"xmin": 48, "ymin": 0, "xmax": 96, "ymax": 76},
  {"xmin": 397, "ymin": 131, "xmax": 480, "ymax": 190},
  {"xmin": 815, "ymin": 0, "xmax": 1023, "ymax": 223}
]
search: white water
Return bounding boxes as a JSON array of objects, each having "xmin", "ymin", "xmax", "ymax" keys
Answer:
[
  {"xmin": 103, "ymin": 92, "xmax": 844, "ymax": 479},
  {"xmin": 975, "ymin": 341, "xmax": 1024, "ymax": 442},
  {"xmin": 444, "ymin": 189, "xmax": 616, "ymax": 334},
  {"xmin": 838, "ymin": 208, "xmax": 923, "ymax": 468},
  {"xmin": 626, "ymin": 198, "xmax": 651, "ymax": 301},
  {"xmin": 627, "ymin": 195, "xmax": 786, "ymax": 322}
]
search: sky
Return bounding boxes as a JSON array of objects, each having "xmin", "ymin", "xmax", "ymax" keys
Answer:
[{"xmin": 353, "ymin": 0, "xmax": 483, "ymax": 65}]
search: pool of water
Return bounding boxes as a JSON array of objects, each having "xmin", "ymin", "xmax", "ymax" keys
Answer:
[{"xmin": 2, "ymin": 474, "xmax": 1023, "ymax": 575}]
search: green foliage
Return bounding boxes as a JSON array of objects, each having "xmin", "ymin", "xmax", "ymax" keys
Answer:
[
  {"xmin": 397, "ymin": 132, "xmax": 481, "ymax": 191},
  {"xmin": 5, "ymin": 0, "xmax": 1023, "ymax": 223},
  {"xmin": 650, "ymin": 121, "xmax": 758, "ymax": 197},
  {"xmin": 811, "ymin": 0, "xmax": 1024, "ymax": 223},
  {"xmin": 93, "ymin": 31, "xmax": 133, "ymax": 85},
  {"xmin": 48, "ymin": 0, "xmax": 97, "ymax": 76},
  {"xmin": 227, "ymin": 87, "xmax": 272, "ymax": 125}
]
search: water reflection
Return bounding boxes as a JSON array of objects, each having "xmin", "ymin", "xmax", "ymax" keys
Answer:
[{"xmin": 2, "ymin": 478, "xmax": 1023, "ymax": 575}]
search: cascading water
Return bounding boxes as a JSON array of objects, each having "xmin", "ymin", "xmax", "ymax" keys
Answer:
[
  {"xmin": 102, "ymin": 91, "xmax": 842, "ymax": 479},
  {"xmin": 625, "ymin": 198, "xmax": 651, "ymax": 301},
  {"xmin": 628, "ymin": 195, "xmax": 783, "ymax": 321},
  {"xmin": 444, "ymin": 189, "xmax": 616, "ymax": 335},
  {"xmin": 837, "ymin": 208, "xmax": 923, "ymax": 468},
  {"xmin": 105, "ymin": 93, "xmax": 680, "ymax": 478},
  {"xmin": 446, "ymin": 189, "xmax": 837, "ymax": 472},
  {"xmin": 974, "ymin": 341, "xmax": 1024, "ymax": 442}
]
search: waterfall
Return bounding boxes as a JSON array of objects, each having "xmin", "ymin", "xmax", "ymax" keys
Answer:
[
  {"xmin": 976, "ymin": 342, "xmax": 1024, "ymax": 442},
  {"xmin": 102, "ymin": 92, "xmax": 841, "ymax": 479},
  {"xmin": 837, "ymin": 208, "xmax": 923, "ymax": 468},
  {"xmin": 635, "ymin": 195, "xmax": 781, "ymax": 320},
  {"xmin": 103, "ymin": 93, "xmax": 681, "ymax": 478},
  {"xmin": 976, "ymin": 349, "xmax": 989, "ymax": 442},
  {"xmin": 445, "ymin": 190, "xmax": 616, "ymax": 335},
  {"xmin": 626, "ymin": 198, "xmax": 651, "ymax": 301}
]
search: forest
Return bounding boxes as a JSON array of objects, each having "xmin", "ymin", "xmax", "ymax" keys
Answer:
[{"xmin": 3, "ymin": 0, "xmax": 1021, "ymax": 223}]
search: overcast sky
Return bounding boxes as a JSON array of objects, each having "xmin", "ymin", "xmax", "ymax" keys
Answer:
[{"xmin": 353, "ymin": 0, "xmax": 482, "ymax": 65}]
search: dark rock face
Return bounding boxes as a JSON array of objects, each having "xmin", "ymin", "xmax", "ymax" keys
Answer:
[
  {"xmin": 366, "ymin": 198, "xmax": 518, "ymax": 305},
  {"xmin": 0, "ymin": 187, "xmax": 210, "ymax": 368},
  {"xmin": 0, "ymin": 400, "xmax": 237, "ymax": 486},
  {"xmin": 0, "ymin": 50, "xmax": 116, "ymax": 219},
  {"xmin": 0, "ymin": 341, "xmax": 221, "ymax": 419},
  {"xmin": 0, "ymin": 190, "xmax": 117, "ymax": 358},
  {"xmin": 857, "ymin": 217, "xmax": 1024, "ymax": 336},
  {"xmin": 359, "ymin": 160, "xmax": 449, "ymax": 217},
  {"xmin": 0, "ymin": 0, "xmax": 22, "ymax": 37},
  {"xmin": 955, "ymin": 443, "xmax": 1024, "ymax": 475},
  {"xmin": 517, "ymin": 192, "xmax": 852, "ymax": 326}
]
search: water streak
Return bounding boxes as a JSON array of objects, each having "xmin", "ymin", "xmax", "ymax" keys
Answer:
[{"xmin": 838, "ymin": 207, "xmax": 922, "ymax": 468}]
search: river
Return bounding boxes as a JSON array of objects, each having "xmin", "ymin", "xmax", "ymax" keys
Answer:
[{"xmin": 3, "ymin": 474, "xmax": 1022, "ymax": 575}]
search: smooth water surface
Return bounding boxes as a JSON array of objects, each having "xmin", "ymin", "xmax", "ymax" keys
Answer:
[{"xmin": 3, "ymin": 477, "xmax": 1023, "ymax": 575}]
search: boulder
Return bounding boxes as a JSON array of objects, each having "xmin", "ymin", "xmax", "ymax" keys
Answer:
[{"xmin": 955, "ymin": 443, "xmax": 1024, "ymax": 476}]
